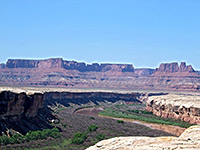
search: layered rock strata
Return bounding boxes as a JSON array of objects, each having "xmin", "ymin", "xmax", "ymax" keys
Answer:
[
  {"xmin": 87, "ymin": 125, "xmax": 200, "ymax": 150},
  {"xmin": 0, "ymin": 88, "xmax": 142, "ymax": 118},
  {"xmin": 156, "ymin": 62, "xmax": 194, "ymax": 73},
  {"xmin": 0, "ymin": 91, "xmax": 43, "ymax": 118},
  {"xmin": 0, "ymin": 89, "xmax": 55, "ymax": 135},
  {"xmin": 44, "ymin": 92, "xmax": 141, "ymax": 106},
  {"xmin": 0, "ymin": 87, "xmax": 149, "ymax": 135},
  {"xmin": 1, "ymin": 58, "xmax": 200, "ymax": 91},
  {"xmin": 146, "ymin": 94, "xmax": 200, "ymax": 124},
  {"xmin": 4, "ymin": 58, "xmax": 134, "ymax": 72},
  {"xmin": 134, "ymin": 68, "xmax": 155, "ymax": 76}
]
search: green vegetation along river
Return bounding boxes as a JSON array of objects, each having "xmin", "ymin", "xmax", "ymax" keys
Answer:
[{"xmin": 75, "ymin": 107, "xmax": 189, "ymax": 136}]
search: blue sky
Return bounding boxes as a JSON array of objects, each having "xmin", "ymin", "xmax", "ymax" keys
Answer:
[{"xmin": 0, "ymin": 0, "xmax": 200, "ymax": 69}]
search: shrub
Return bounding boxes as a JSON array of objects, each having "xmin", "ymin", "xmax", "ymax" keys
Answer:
[
  {"xmin": 128, "ymin": 110, "xmax": 153, "ymax": 114},
  {"xmin": 96, "ymin": 133, "xmax": 105, "ymax": 141},
  {"xmin": 0, "ymin": 135, "xmax": 9, "ymax": 145},
  {"xmin": 88, "ymin": 124, "xmax": 98, "ymax": 132},
  {"xmin": 9, "ymin": 134, "xmax": 24, "ymax": 144},
  {"xmin": 49, "ymin": 128, "xmax": 61, "ymax": 138},
  {"xmin": 0, "ymin": 128, "xmax": 61, "ymax": 146},
  {"xmin": 40, "ymin": 129, "xmax": 51, "ymax": 139},
  {"xmin": 62, "ymin": 124, "xmax": 67, "ymax": 128},
  {"xmin": 26, "ymin": 130, "xmax": 41, "ymax": 141},
  {"xmin": 89, "ymin": 117, "xmax": 94, "ymax": 120},
  {"xmin": 117, "ymin": 120, "xmax": 124, "ymax": 123},
  {"xmin": 72, "ymin": 132, "xmax": 87, "ymax": 145}
]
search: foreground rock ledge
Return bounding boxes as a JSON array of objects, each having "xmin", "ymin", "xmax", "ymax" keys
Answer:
[{"xmin": 86, "ymin": 125, "xmax": 200, "ymax": 150}]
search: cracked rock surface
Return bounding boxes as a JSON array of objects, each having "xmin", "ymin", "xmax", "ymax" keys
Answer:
[{"xmin": 87, "ymin": 125, "xmax": 200, "ymax": 150}]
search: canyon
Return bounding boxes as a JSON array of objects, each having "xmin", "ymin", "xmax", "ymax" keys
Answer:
[
  {"xmin": 1, "ymin": 86, "xmax": 199, "ymax": 130},
  {"xmin": 0, "ymin": 58, "xmax": 200, "ymax": 91},
  {"xmin": 0, "ymin": 86, "xmax": 200, "ymax": 149},
  {"xmin": 1, "ymin": 58, "xmax": 200, "ymax": 149},
  {"xmin": 0, "ymin": 87, "xmax": 145, "ymax": 136}
]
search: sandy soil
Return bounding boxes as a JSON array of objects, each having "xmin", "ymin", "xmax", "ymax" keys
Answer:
[{"xmin": 75, "ymin": 107, "xmax": 104, "ymax": 116}]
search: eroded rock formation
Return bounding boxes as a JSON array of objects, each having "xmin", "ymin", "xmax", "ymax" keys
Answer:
[
  {"xmin": 4, "ymin": 58, "xmax": 134, "ymax": 72},
  {"xmin": 87, "ymin": 125, "xmax": 200, "ymax": 150},
  {"xmin": 155, "ymin": 62, "xmax": 195, "ymax": 73},
  {"xmin": 6, "ymin": 58, "xmax": 64, "ymax": 68},
  {"xmin": 44, "ymin": 92, "xmax": 141, "ymax": 106},
  {"xmin": 0, "ymin": 58, "xmax": 200, "ymax": 91},
  {"xmin": 0, "ymin": 87, "xmax": 146, "ymax": 135},
  {"xmin": 0, "ymin": 91, "xmax": 43, "ymax": 118},
  {"xmin": 146, "ymin": 94, "xmax": 200, "ymax": 124},
  {"xmin": 0, "ymin": 89, "xmax": 55, "ymax": 135}
]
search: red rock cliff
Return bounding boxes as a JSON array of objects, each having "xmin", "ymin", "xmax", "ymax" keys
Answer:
[
  {"xmin": 44, "ymin": 92, "xmax": 141, "ymax": 106},
  {"xmin": 4, "ymin": 58, "xmax": 134, "ymax": 72},
  {"xmin": 6, "ymin": 58, "xmax": 64, "ymax": 68},
  {"xmin": 1, "ymin": 59, "xmax": 200, "ymax": 91},
  {"xmin": 0, "ymin": 91, "xmax": 43, "ymax": 118},
  {"xmin": 146, "ymin": 94, "xmax": 200, "ymax": 124},
  {"xmin": 155, "ymin": 62, "xmax": 195, "ymax": 73}
]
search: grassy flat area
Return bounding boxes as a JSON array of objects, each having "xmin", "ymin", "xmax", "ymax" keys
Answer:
[{"xmin": 99, "ymin": 108, "xmax": 193, "ymax": 128}]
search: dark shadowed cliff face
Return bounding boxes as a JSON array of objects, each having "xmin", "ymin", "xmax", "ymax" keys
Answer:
[
  {"xmin": 0, "ymin": 58, "xmax": 200, "ymax": 91},
  {"xmin": 0, "ymin": 91, "xmax": 55, "ymax": 135},
  {"xmin": 0, "ymin": 64, "xmax": 5, "ymax": 69},
  {"xmin": 44, "ymin": 92, "xmax": 142, "ymax": 106},
  {"xmin": 0, "ymin": 91, "xmax": 43, "ymax": 118}
]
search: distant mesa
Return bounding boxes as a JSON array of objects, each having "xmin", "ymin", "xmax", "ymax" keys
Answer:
[
  {"xmin": 0, "ymin": 58, "xmax": 199, "ymax": 91},
  {"xmin": 2, "ymin": 58, "xmax": 195, "ymax": 74},
  {"xmin": 156, "ymin": 62, "xmax": 195, "ymax": 73},
  {"xmin": 4, "ymin": 58, "xmax": 135, "ymax": 72}
]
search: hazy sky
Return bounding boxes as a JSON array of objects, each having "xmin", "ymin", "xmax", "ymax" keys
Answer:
[{"xmin": 0, "ymin": 0, "xmax": 200, "ymax": 69}]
